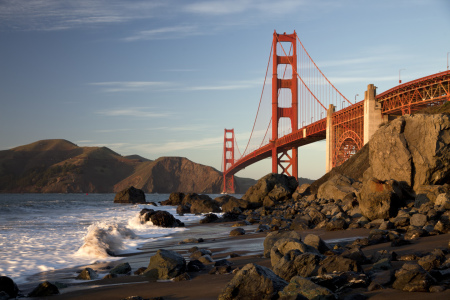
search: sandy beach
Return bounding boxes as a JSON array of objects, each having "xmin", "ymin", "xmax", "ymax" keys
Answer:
[{"xmin": 19, "ymin": 220, "xmax": 450, "ymax": 300}]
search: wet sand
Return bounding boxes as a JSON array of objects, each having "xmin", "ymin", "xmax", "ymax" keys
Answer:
[{"xmin": 22, "ymin": 222, "xmax": 450, "ymax": 300}]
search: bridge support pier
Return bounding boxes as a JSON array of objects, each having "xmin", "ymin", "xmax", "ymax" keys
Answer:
[
  {"xmin": 325, "ymin": 104, "xmax": 335, "ymax": 173},
  {"xmin": 363, "ymin": 84, "xmax": 384, "ymax": 144}
]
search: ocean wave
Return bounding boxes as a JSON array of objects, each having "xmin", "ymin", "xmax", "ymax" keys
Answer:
[{"xmin": 75, "ymin": 222, "xmax": 137, "ymax": 258}]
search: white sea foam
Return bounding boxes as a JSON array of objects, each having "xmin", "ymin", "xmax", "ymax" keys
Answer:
[{"xmin": 0, "ymin": 193, "xmax": 208, "ymax": 284}]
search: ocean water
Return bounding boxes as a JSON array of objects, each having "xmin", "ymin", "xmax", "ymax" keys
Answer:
[{"xmin": 0, "ymin": 193, "xmax": 222, "ymax": 284}]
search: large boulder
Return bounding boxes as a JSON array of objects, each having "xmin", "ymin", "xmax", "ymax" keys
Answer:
[
  {"xmin": 271, "ymin": 238, "xmax": 320, "ymax": 267},
  {"xmin": 143, "ymin": 249, "xmax": 186, "ymax": 280},
  {"xmin": 317, "ymin": 174, "xmax": 356, "ymax": 201},
  {"xmin": 139, "ymin": 209, "xmax": 184, "ymax": 227},
  {"xmin": 273, "ymin": 250, "xmax": 321, "ymax": 280},
  {"xmin": 317, "ymin": 256, "xmax": 362, "ymax": 275},
  {"xmin": 218, "ymin": 263, "xmax": 288, "ymax": 300},
  {"xmin": 242, "ymin": 173, "xmax": 298, "ymax": 207},
  {"xmin": 392, "ymin": 263, "xmax": 436, "ymax": 292},
  {"xmin": 278, "ymin": 276, "xmax": 334, "ymax": 300},
  {"xmin": 366, "ymin": 114, "xmax": 450, "ymax": 192},
  {"xmin": 221, "ymin": 197, "xmax": 250, "ymax": 213},
  {"xmin": 161, "ymin": 192, "xmax": 185, "ymax": 206},
  {"xmin": 358, "ymin": 178, "xmax": 405, "ymax": 220},
  {"xmin": 263, "ymin": 230, "xmax": 302, "ymax": 258},
  {"xmin": 189, "ymin": 198, "xmax": 221, "ymax": 214},
  {"xmin": 114, "ymin": 186, "xmax": 146, "ymax": 204},
  {"xmin": 0, "ymin": 276, "xmax": 19, "ymax": 299}
]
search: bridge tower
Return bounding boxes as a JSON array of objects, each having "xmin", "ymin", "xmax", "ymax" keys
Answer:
[
  {"xmin": 271, "ymin": 31, "xmax": 298, "ymax": 178},
  {"xmin": 223, "ymin": 129, "xmax": 235, "ymax": 194}
]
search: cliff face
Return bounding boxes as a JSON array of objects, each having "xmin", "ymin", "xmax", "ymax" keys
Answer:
[{"xmin": 0, "ymin": 139, "xmax": 255, "ymax": 193}]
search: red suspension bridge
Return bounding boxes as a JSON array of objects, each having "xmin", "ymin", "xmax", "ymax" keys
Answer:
[{"xmin": 222, "ymin": 31, "xmax": 450, "ymax": 193}]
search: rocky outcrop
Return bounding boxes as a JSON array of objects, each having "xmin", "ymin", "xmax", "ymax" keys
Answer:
[
  {"xmin": 317, "ymin": 174, "xmax": 356, "ymax": 201},
  {"xmin": 114, "ymin": 186, "xmax": 146, "ymax": 204},
  {"xmin": 142, "ymin": 249, "xmax": 186, "ymax": 280},
  {"xmin": 139, "ymin": 209, "xmax": 184, "ymax": 227},
  {"xmin": 366, "ymin": 114, "xmax": 450, "ymax": 191},
  {"xmin": 0, "ymin": 276, "xmax": 19, "ymax": 299},
  {"xmin": 218, "ymin": 263, "xmax": 287, "ymax": 300},
  {"xmin": 358, "ymin": 178, "xmax": 406, "ymax": 220},
  {"xmin": 242, "ymin": 173, "xmax": 298, "ymax": 208}
]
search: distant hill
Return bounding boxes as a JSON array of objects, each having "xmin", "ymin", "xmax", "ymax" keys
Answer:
[{"xmin": 0, "ymin": 139, "xmax": 255, "ymax": 194}]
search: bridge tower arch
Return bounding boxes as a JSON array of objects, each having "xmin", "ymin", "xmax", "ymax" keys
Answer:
[
  {"xmin": 222, "ymin": 129, "xmax": 235, "ymax": 194},
  {"xmin": 271, "ymin": 31, "xmax": 298, "ymax": 178}
]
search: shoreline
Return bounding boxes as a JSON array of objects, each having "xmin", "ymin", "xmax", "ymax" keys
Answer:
[{"xmin": 19, "ymin": 219, "xmax": 450, "ymax": 300}]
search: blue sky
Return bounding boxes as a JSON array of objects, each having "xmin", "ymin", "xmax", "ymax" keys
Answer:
[{"xmin": 1, "ymin": 0, "xmax": 449, "ymax": 180}]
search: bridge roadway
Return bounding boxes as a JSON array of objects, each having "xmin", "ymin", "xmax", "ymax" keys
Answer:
[{"xmin": 224, "ymin": 70, "xmax": 450, "ymax": 179}]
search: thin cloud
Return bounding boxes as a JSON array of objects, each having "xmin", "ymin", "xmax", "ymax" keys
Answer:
[
  {"xmin": 123, "ymin": 25, "xmax": 201, "ymax": 41},
  {"xmin": 0, "ymin": 0, "xmax": 164, "ymax": 31},
  {"xmin": 96, "ymin": 107, "xmax": 171, "ymax": 118},
  {"xmin": 90, "ymin": 81, "xmax": 169, "ymax": 92}
]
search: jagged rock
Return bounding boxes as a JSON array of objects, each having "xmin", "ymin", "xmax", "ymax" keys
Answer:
[
  {"xmin": 28, "ymin": 281, "xmax": 59, "ymax": 297},
  {"xmin": 366, "ymin": 114, "xmax": 450, "ymax": 192},
  {"xmin": 242, "ymin": 173, "xmax": 298, "ymax": 207},
  {"xmin": 190, "ymin": 198, "xmax": 221, "ymax": 214},
  {"xmin": 271, "ymin": 238, "xmax": 320, "ymax": 267},
  {"xmin": 273, "ymin": 250, "xmax": 321, "ymax": 280},
  {"xmin": 76, "ymin": 267, "xmax": 98, "ymax": 280},
  {"xmin": 263, "ymin": 230, "xmax": 302, "ymax": 258},
  {"xmin": 197, "ymin": 254, "xmax": 214, "ymax": 264},
  {"xmin": 161, "ymin": 192, "xmax": 185, "ymax": 206},
  {"xmin": 229, "ymin": 227, "xmax": 245, "ymax": 236},
  {"xmin": 392, "ymin": 263, "xmax": 436, "ymax": 292},
  {"xmin": 435, "ymin": 193, "xmax": 450, "ymax": 209},
  {"xmin": 415, "ymin": 185, "xmax": 450, "ymax": 208},
  {"xmin": 279, "ymin": 276, "xmax": 334, "ymax": 300},
  {"xmin": 199, "ymin": 213, "xmax": 219, "ymax": 224},
  {"xmin": 358, "ymin": 178, "xmax": 405, "ymax": 220},
  {"xmin": 303, "ymin": 234, "xmax": 330, "ymax": 254},
  {"xmin": 142, "ymin": 249, "xmax": 186, "ymax": 280},
  {"xmin": 114, "ymin": 186, "xmax": 146, "ymax": 204},
  {"xmin": 140, "ymin": 209, "xmax": 184, "ymax": 227},
  {"xmin": 218, "ymin": 263, "xmax": 288, "ymax": 300},
  {"xmin": 317, "ymin": 256, "xmax": 362, "ymax": 275},
  {"xmin": 410, "ymin": 213, "xmax": 427, "ymax": 227},
  {"xmin": 317, "ymin": 174, "xmax": 356, "ymax": 201},
  {"xmin": 209, "ymin": 266, "xmax": 232, "ymax": 275},
  {"xmin": 0, "ymin": 276, "xmax": 19, "ymax": 299},
  {"xmin": 190, "ymin": 249, "xmax": 212, "ymax": 260},
  {"xmin": 173, "ymin": 272, "xmax": 190, "ymax": 281},
  {"xmin": 341, "ymin": 247, "xmax": 369, "ymax": 265},
  {"xmin": 187, "ymin": 260, "xmax": 206, "ymax": 272},
  {"xmin": 326, "ymin": 218, "xmax": 348, "ymax": 231},
  {"xmin": 110, "ymin": 262, "xmax": 132, "ymax": 275},
  {"xmin": 221, "ymin": 197, "xmax": 250, "ymax": 213},
  {"xmin": 310, "ymin": 272, "xmax": 370, "ymax": 293}
]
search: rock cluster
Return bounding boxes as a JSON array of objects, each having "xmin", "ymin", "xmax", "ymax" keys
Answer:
[
  {"xmin": 114, "ymin": 186, "xmax": 146, "ymax": 204},
  {"xmin": 161, "ymin": 192, "xmax": 221, "ymax": 214},
  {"xmin": 139, "ymin": 208, "xmax": 184, "ymax": 227}
]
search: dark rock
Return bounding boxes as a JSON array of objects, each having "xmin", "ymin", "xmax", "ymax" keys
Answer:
[
  {"xmin": 279, "ymin": 276, "xmax": 334, "ymax": 300},
  {"xmin": 141, "ymin": 210, "xmax": 184, "ymax": 228},
  {"xmin": 392, "ymin": 263, "xmax": 436, "ymax": 292},
  {"xmin": 358, "ymin": 178, "xmax": 405, "ymax": 220},
  {"xmin": 114, "ymin": 186, "xmax": 146, "ymax": 204},
  {"xmin": 371, "ymin": 249, "xmax": 396, "ymax": 263},
  {"xmin": 404, "ymin": 226, "xmax": 426, "ymax": 240},
  {"xmin": 28, "ymin": 281, "xmax": 59, "ymax": 297},
  {"xmin": 410, "ymin": 213, "xmax": 428, "ymax": 227},
  {"xmin": 326, "ymin": 218, "xmax": 348, "ymax": 231},
  {"xmin": 372, "ymin": 258, "xmax": 392, "ymax": 271},
  {"xmin": 173, "ymin": 272, "xmax": 190, "ymax": 281},
  {"xmin": 418, "ymin": 253, "xmax": 444, "ymax": 271},
  {"xmin": 190, "ymin": 198, "xmax": 221, "ymax": 214},
  {"xmin": 221, "ymin": 197, "xmax": 250, "ymax": 213},
  {"xmin": 341, "ymin": 247, "xmax": 369, "ymax": 265},
  {"xmin": 176, "ymin": 205, "xmax": 190, "ymax": 215},
  {"xmin": 103, "ymin": 273, "xmax": 117, "ymax": 279},
  {"xmin": 218, "ymin": 263, "xmax": 288, "ymax": 300},
  {"xmin": 209, "ymin": 266, "xmax": 232, "ymax": 275},
  {"xmin": 215, "ymin": 259, "xmax": 232, "ymax": 267},
  {"xmin": 0, "ymin": 276, "xmax": 19, "ymax": 299},
  {"xmin": 263, "ymin": 230, "xmax": 302, "ymax": 258},
  {"xmin": 197, "ymin": 255, "xmax": 214, "ymax": 264},
  {"xmin": 229, "ymin": 228, "xmax": 245, "ymax": 236},
  {"xmin": 273, "ymin": 250, "xmax": 321, "ymax": 280},
  {"xmin": 342, "ymin": 293, "xmax": 368, "ymax": 300},
  {"xmin": 317, "ymin": 256, "xmax": 362, "ymax": 275},
  {"xmin": 110, "ymin": 262, "xmax": 131, "ymax": 275},
  {"xmin": 76, "ymin": 267, "xmax": 98, "ymax": 280},
  {"xmin": 143, "ymin": 249, "xmax": 186, "ymax": 280},
  {"xmin": 161, "ymin": 192, "xmax": 185, "ymax": 206},
  {"xmin": 190, "ymin": 249, "xmax": 212, "ymax": 260},
  {"xmin": 187, "ymin": 260, "xmax": 205, "ymax": 272},
  {"xmin": 199, "ymin": 213, "xmax": 219, "ymax": 224},
  {"xmin": 303, "ymin": 234, "xmax": 331, "ymax": 254},
  {"xmin": 133, "ymin": 267, "xmax": 147, "ymax": 275},
  {"xmin": 270, "ymin": 238, "xmax": 320, "ymax": 267},
  {"xmin": 242, "ymin": 173, "xmax": 298, "ymax": 207}
]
